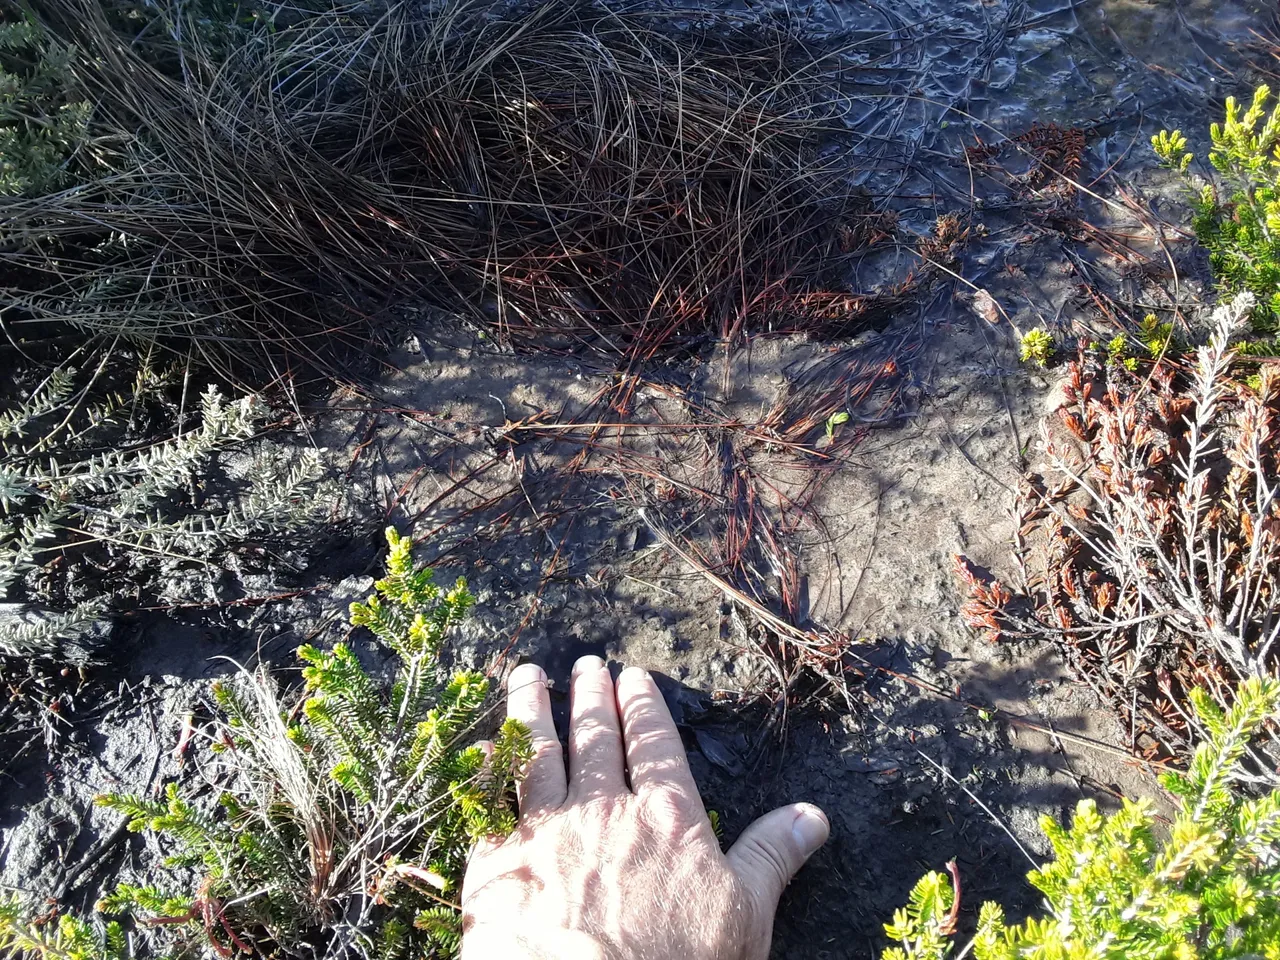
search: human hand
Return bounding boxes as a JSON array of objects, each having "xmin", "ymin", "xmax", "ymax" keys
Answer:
[{"xmin": 461, "ymin": 656, "xmax": 829, "ymax": 960}]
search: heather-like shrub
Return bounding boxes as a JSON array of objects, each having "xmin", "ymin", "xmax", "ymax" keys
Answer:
[
  {"xmin": 0, "ymin": 898, "xmax": 132, "ymax": 960},
  {"xmin": 883, "ymin": 677, "xmax": 1280, "ymax": 960},
  {"xmin": 0, "ymin": 14, "xmax": 91, "ymax": 197},
  {"xmin": 957, "ymin": 293, "xmax": 1279, "ymax": 758},
  {"xmin": 85, "ymin": 528, "xmax": 530, "ymax": 959},
  {"xmin": 0, "ymin": 369, "xmax": 332, "ymax": 660},
  {"xmin": 1155, "ymin": 86, "xmax": 1280, "ymax": 340}
]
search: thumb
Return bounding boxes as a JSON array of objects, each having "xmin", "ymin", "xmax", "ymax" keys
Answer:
[{"xmin": 725, "ymin": 803, "xmax": 829, "ymax": 911}]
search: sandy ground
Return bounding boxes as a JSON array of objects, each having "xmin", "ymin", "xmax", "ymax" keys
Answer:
[
  {"xmin": 314, "ymin": 290, "xmax": 1167, "ymax": 953},
  {"xmin": 0, "ymin": 291, "xmax": 1163, "ymax": 954}
]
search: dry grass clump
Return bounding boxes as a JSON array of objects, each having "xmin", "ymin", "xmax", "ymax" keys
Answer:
[
  {"xmin": 956, "ymin": 294, "xmax": 1280, "ymax": 759},
  {"xmin": 4, "ymin": 0, "xmax": 889, "ymax": 382}
]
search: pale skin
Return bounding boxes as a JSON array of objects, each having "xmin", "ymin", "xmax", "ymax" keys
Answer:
[{"xmin": 462, "ymin": 655, "xmax": 830, "ymax": 960}]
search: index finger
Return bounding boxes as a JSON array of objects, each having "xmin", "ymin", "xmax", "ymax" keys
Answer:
[{"xmin": 615, "ymin": 667, "xmax": 698, "ymax": 797}]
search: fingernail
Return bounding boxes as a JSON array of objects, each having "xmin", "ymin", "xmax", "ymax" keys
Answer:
[
  {"xmin": 508, "ymin": 662, "xmax": 547, "ymax": 691},
  {"xmin": 792, "ymin": 804, "xmax": 830, "ymax": 856},
  {"xmin": 572, "ymin": 654, "xmax": 605, "ymax": 678}
]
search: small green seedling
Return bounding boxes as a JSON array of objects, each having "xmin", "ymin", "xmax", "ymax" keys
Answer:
[
  {"xmin": 1151, "ymin": 127, "xmax": 1192, "ymax": 173},
  {"xmin": 1105, "ymin": 334, "xmax": 1139, "ymax": 372},
  {"xmin": 1018, "ymin": 328, "xmax": 1055, "ymax": 367},
  {"xmin": 1138, "ymin": 313, "xmax": 1178, "ymax": 357},
  {"xmin": 825, "ymin": 410, "xmax": 850, "ymax": 444}
]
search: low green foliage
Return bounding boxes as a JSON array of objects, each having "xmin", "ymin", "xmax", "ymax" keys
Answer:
[
  {"xmin": 79, "ymin": 527, "xmax": 530, "ymax": 958},
  {"xmin": 1235, "ymin": 336, "xmax": 1280, "ymax": 357},
  {"xmin": 1138, "ymin": 311, "xmax": 1181, "ymax": 357},
  {"xmin": 0, "ymin": 896, "xmax": 134, "ymax": 960},
  {"xmin": 1152, "ymin": 129, "xmax": 1193, "ymax": 175},
  {"xmin": 884, "ymin": 870, "xmax": 959, "ymax": 960},
  {"xmin": 0, "ymin": 15, "xmax": 92, "ymax": 197},
  {"xmin": 0, "ymin": 0, "xmax": 262, "ymax": 200},
  {"xmin": 1155, "ymin": 86, "xmax": 1280, "ymax": 335},
  {"xmin": 1018, "ymin": 327, "xmax": 1055, "ymax": 367},
  {"xmin": 882, "ymin": 678, "xmax": 1280, "ymax": 960},
  {"xmin": 0, "ymin": 371, "xmax": 332, "ymax": 659},
  {"xmin": 1104, "ymin": 333, "xmax": 1140, "ymax": 371}
]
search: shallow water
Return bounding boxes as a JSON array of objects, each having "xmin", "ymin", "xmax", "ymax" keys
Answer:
[
  {"xmin": 835, "ymin": 0, "xmax": 1259, "ymax": 129},
  {"xmin": 761, "ymin": 0, "xmax": 1272, "ymax": 339},
  {"xmin": 713, "ymin": 0, "xmax": 1266, "ymax": 222}
]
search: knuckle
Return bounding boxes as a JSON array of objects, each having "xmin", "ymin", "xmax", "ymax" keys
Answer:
[
  {"xmin": 626, "ymin": 724, "xmax": 679, "ymax": 756},
  {"xmin": 531, "ymin": 736, "xmax": 563, "ymax": 762},
  {"xmin": 508, "ymin": 696, "xmax": 547, "ymax": 724},
  {"xmin": 637, "ymin": 754, "xmax": 689, "ymax": 789},
  {"xmin": 574, "ymin": 794, "xmax": 621, "ymax": 827},
  {"xmin": 637, "ymin": 784, "xmax": 698, "ymax": 835},
  {"xmin": 640, "ymin": 786, "xmax": 682, "ymax": 821},
  {"xmin": 570, "ymin": 715, "xmax": 615, "ymax": 751},
  {"xmin": 744, "ymin": 838, "xmax": 791, "ymax": 888}
]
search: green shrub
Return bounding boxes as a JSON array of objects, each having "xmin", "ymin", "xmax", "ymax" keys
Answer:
[
  {"xmin": 882, "ymin": 677, "xmax": 1280, "ymax": 960},
  {"xmin": 1155, "ymin": 86, "xmax": 1280, "ymax": 335},
  {"xmin": 0, "ymin": 14, "xmax": 91, "ymax": 197},
  {"xmin": 956, "ymin": 294, "xmax": 1277, "ymax": 756},
  {"xmin": 1018, "ymin": 327, "xmax": 1055, "ymax": 367},
  {"xmin": 0, "ymin": 368, "xmax": 332, "ymax": 659},
  {"xmin": 84, "ymin": 527, "xmax": 530, "ymax": 958},
  {"xmin": 0, "ymin": 898, "xmax": 132, "ymax": 960},
  {"xmin": 0, "ymin": 0, "xmax": 259, "ymax": 198}
]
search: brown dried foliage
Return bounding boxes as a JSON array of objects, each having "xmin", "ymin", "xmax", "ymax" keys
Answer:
[
  {"xmin": 956, "ymin": 296, "xmax": 1280, "ymax": 759},
  {"xmin": 965, "ymin": 122, "xmax": 1085, "ymax": 202},
  {"xmin": 4, "ymin": 1, "xmax": 911, "ymax": 383}
]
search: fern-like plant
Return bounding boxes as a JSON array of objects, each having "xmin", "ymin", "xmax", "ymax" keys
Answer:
[
  {"xmin": 90, "ymin": 527, "xmax": 530, "ymax": 958},
  {"xmin": 883, "ymin": 677, "xmax": 1280, "ymax": 960}
]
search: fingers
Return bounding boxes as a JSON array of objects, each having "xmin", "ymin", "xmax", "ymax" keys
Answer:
[
  {"xmin": 725, "ymin": 803, "xmax": 829, "ymax": 913},
  {"xmin": 567, "ymin": 655, "xmax": 627, "ymax": 800},
  {"xmin": 463, "ymin": 925, "xmax": 610, "ymax": 960},
  {"xmin": 506, "ymin": 662, "xmax": 566, "ymax": 815},
  {"xmin": 615, "ymin": 667, "xmax": 697, "ymax": 798}
]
